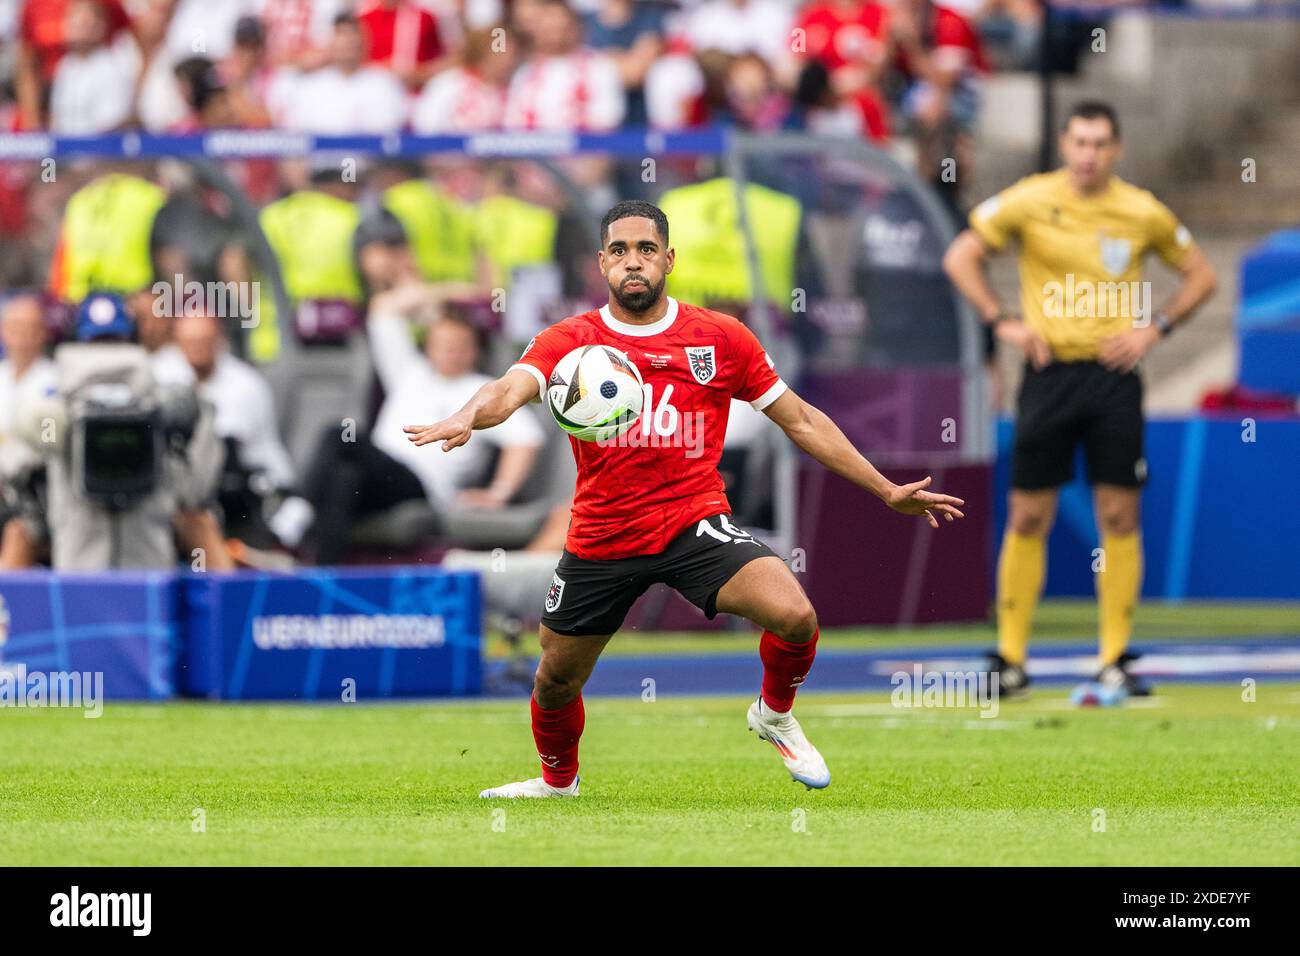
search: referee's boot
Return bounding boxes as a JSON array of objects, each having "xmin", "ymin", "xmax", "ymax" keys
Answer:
[
  {"xmin": 1096, "ymin": 651, "xmax": 1153, "ymax": 697},
  {"xmin": 985, "ymin": 653, "xmax": 1031, "ymax": 698}
]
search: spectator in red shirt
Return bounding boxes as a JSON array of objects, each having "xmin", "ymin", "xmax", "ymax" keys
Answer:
[
  {"xmin": 794, "ymin": 0, "xmax": 891, "ymax": 95},
  {"xmin": 888, "ymin": 0, "xmax": 988, "ymax": 215},
  {"xmin": 356, "ymin": 0, "xmax": 447, "ymax": 90},
  {"xmin": 14, "ymin": 0, "xmax": 130, "ymax": 129}
]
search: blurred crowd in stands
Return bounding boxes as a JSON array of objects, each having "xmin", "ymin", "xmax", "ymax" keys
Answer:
[{"xmin": 0, "ymin": 0, "xmax": 1052, "ymax": 141}]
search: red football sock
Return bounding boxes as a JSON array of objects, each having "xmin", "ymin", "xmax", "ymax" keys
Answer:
[
  {"xmin": 760, "ymin": 628, "xmax": 819, "ymax": 713},
  {"xmin": 531, "ymin": 693, "xmax": 584, "ymax": 788}
]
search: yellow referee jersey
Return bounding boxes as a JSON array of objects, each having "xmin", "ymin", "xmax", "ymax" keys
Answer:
[{"xmin": 969, "ymin": 169, "xmax": 1196, "ymax": 361}]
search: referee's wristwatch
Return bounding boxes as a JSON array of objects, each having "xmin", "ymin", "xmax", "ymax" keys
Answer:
[{"xmin": 1153, "ymin": 311, "xmax": 1174, "ymax": 337}]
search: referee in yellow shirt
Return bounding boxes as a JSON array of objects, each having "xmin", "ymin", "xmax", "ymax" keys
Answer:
[{"xmin": 943, "ymin": 101, "xmax": 1218, "ymax": 695}]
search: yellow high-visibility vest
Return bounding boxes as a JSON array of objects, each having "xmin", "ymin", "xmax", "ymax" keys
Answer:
[
  {"xmin": 253, "ymin": 190, "xmax": 363, "ymax": 362},
  {"xmin": 52, "ymin": 174, "xmax": 166, "ymax": 303},
  {"xmin": 473, "ymin": 195, "xmax": 557, "ymax": 290},
  {"xmin": 383, "ymin": 180, "xmax": 478, "ymax": 284},
  {"xmin": 658, "ymin": 178, "xmax": 800, "ymax": 309}
]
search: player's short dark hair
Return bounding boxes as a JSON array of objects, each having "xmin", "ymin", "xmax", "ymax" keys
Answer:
[
  {"xmin": 600, "ymin": 200, "xmax": 669, "ymax": 248},
  {"xmin": 1064, "ymin": 100, "xmax": 1120, "ymax": 140}
]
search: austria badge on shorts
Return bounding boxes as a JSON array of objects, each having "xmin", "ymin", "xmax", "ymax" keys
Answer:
[
  {"xmin": 545, "ymin": 573, "xmax": 565, "ymax": 613},
  {"xmin": 685, "ymin": 346, "xmax": 716, "ymax": 384}
]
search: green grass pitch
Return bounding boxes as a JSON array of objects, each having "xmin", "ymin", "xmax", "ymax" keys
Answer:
[{"xmin": 1, "ymin": 682, "xmax": 1296, "ymax": 866}]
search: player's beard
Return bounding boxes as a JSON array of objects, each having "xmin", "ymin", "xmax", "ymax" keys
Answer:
[{"xmin": 611, "ymin": 274, "xmax": 664, "ymax": 314}]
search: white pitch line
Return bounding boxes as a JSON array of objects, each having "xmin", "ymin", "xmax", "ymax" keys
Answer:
[{"xmin": 1037, "ymin": 696, "xmax": 1169, "ymax": 710}]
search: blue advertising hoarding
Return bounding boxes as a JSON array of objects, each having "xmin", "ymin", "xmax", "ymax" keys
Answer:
[
  {"xmin": 0, "ymin": 572, "xmax": 177, "ymax": 699},
  {"xmin": 180, "ymin": 567, "xmax": 482, "ymax": 700},
  {"xmin": 993, "ymin": 416, "xmax": 1300, "ymax": 599}
]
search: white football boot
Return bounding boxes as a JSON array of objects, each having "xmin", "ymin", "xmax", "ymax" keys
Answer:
[
  {"xmin": 479, "ymin": 776, "xmax": 580, "ymax": 798},
  {"xmin": 747, "ymin": 697, "xmax": 831, "ymax": 790}
]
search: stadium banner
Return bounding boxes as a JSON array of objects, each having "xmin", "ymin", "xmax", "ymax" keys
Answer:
[
  {"xmin": 180, "ymin": 567, "xmax": 482, "ymax": 700},
  {"xmin": 0, "ymin": 128, "xmax": 728, "ymax": 161},
  {"xmin": 0, "ymin": 571, "xmax": 177, "ymax": 701},
  {"xmin": 995, "ymin": 416, "xmax": 1300, "ymax": 599}
]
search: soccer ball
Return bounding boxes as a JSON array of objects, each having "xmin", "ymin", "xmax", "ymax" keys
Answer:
[{"xmin": 546, "ymin": 345, "xmax": 644, "ymax": 442}]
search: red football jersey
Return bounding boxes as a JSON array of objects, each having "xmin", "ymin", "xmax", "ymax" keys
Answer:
[
  {"xmin": 795, "ymin": 1, "xmax": 891, "ymax": 74},
  {"xmin": 510, "ymin": 296, "xmax": 786, "ymax": 560}
]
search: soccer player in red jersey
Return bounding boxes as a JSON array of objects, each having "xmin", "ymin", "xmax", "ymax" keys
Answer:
[{"xmin": 405, "ymin": 200, "xmax": 965, "ymax": 796}]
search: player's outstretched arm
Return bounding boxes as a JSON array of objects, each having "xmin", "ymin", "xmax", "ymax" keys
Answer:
[
  {"xmin": 404, "ymin": 367, "xmax": 540, "ymax": 452},
  {"xmin": 762, "ymin": 389, "xmax": 965, "ymax": 529}
]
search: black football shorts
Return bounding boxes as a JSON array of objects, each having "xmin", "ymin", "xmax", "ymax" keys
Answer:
[
  {"xmin": 540, "ymin": 513, "xmax": 781, "ymax": 636},
  {"xmin": 1012, "ymin": 360, "xmax": 1147, "ymax": 490}
]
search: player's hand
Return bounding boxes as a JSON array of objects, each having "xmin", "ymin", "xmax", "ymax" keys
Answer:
[
  {"xmin": 885, "ymin": 476, "xmax": 966, "ymax": 529},
  {"xmin": 403, "ymin": 413, "xmax": 474, "ymax": 451},
  {"xmin": 1098, "ymin": 325, "xmax": 1159, "ymax": 373},
  {"xmin": 995, "ymin": 318, "xmax": 1052, "ymax": 370}
]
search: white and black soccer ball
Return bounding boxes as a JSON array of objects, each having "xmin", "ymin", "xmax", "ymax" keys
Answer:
[{"xmin": 546, "ymin": 345, "xmax": 644, "ymax": 442}]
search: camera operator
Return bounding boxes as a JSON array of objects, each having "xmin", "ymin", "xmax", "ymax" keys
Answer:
[{"xmin": 9, "ymin": 293, "xmax": 232, "ymax": 571}]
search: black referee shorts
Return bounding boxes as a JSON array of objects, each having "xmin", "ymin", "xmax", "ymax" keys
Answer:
[
  {"xmin": 541, "ymin": 513, "xmax": 781, "ymax": 636},
  {"xmin": 1011, "ymin": 361, "xmax": 1147, "ymax": 490}
]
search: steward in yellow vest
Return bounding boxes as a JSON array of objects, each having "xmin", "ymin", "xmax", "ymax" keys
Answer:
[
  {"xmin": 253, "ymin": 178, "xmax": 364, "ymax": 362},
  {"xmin": 657, "ymin": 177, "xmax": 801, "ymax": 311},
  {"xmin": 49, "ymin": 172, "xmax": 167, "ymax": 304}
]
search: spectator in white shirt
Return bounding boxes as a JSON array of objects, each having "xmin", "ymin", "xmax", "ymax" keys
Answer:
[
  {"xmin": 293, "ymin": 283, "xmax": 544, "ymax": 564},
  {"xmin": 149, "ymin": 309, "xmax": 301, "ymax": 553},
  {"xmin": 0, "ymin": 293, "xmax": 56, "ymax": 465},
  {"xmin": 503, "ymin": 0, "xmax": 625, "ymax": 132},
  {"xmin": 151, "ymin": 311, "xmax": 296, "ymax": 492},
  {"xmin": 254, "ymin": 0, "xmax": 349, "ymax": 70},
  {"xmin": 680, "ymin": 0, "xmax": 796, "ymax": 72},
  {"xmin": 49, "ymin": 0, "xmax": 141, "ymax": 134},
  {"xmin": 0, "ymin": 294, "xmax": 56, "ymax": 570},
  {"xmin": 410, "ymin": 25, "xmax": 515, "ymax": 133},
  {"xmin": 279, "ymin": 12, "xmax": 409, "ymax": 133}
]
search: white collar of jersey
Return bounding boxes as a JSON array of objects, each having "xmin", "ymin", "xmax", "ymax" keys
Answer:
[{"xmin": 599, "ymin": 296, "xmax": 678, "ymax": 337}]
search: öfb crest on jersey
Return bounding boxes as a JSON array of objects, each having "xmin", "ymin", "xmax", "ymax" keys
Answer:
[{"xmin": 685, "ymin": 345, "xmax": 716, "ymax": 384}]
